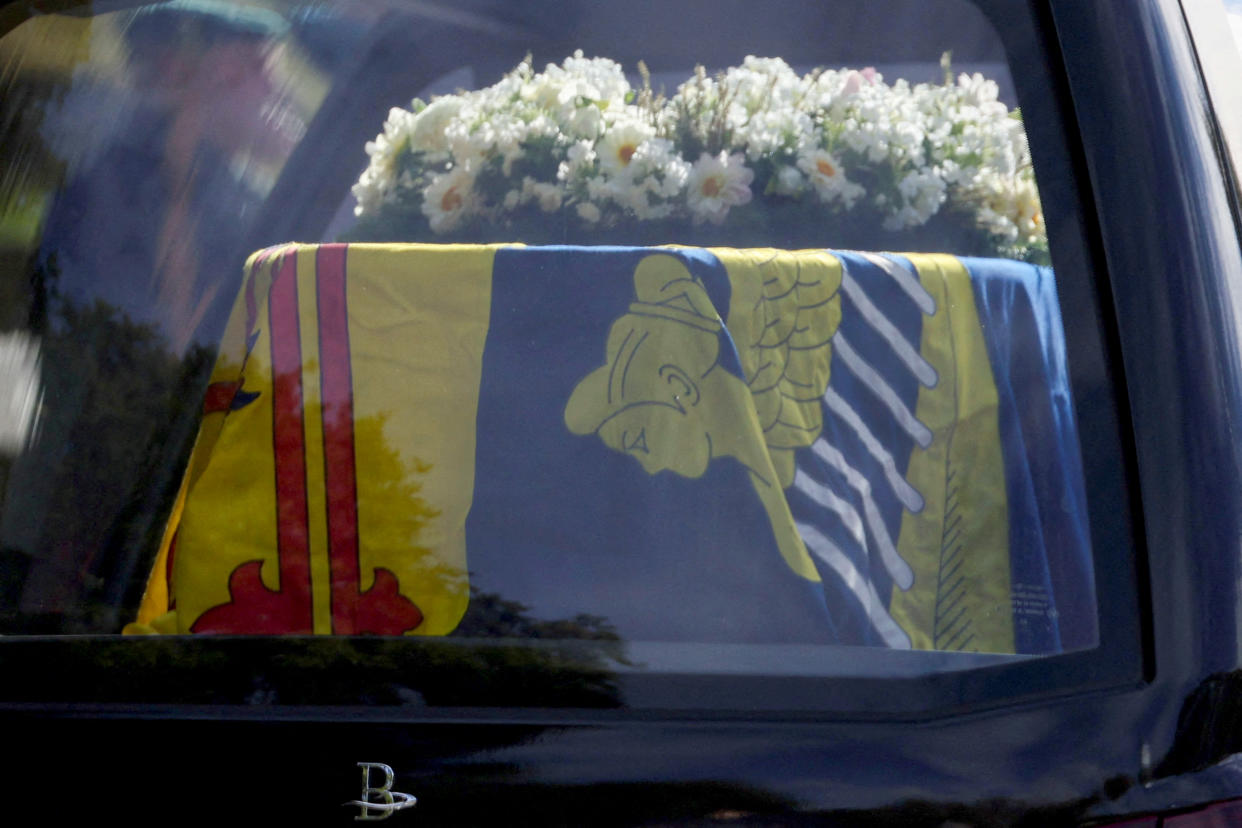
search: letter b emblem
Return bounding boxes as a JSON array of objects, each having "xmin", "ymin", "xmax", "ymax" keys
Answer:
[{"xmin": 346, "ymin": 762, "xmax": 417, "ymax": 821}]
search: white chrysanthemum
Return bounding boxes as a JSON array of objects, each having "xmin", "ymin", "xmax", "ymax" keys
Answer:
[
  {"xmin": 797, "ymin": 149, "xmax": 864, "ymax": 208},
  {"xmin": 421, "ymin": 165, "xmax": 476, "ymax": 233},
  {"xmin": 598, "ymin": 118, "xmax": 656, "ymax": 176},
  {"xmin": 408, "ymin": 97, "xmax": 464, "ymax": 155},
  {"xmin": 686, "ymin": 151, "xmax": 754, "ymax": 225}
]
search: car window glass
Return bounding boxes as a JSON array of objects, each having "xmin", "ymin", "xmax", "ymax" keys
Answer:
[{"xmin": 0, "ymin": 1, "xmax": 1114, "ymax": 698}]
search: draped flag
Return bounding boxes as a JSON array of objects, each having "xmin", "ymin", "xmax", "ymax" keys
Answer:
[{"xmin": 128, "ymin": 243, "xmax": 1095, "ymax": 654}]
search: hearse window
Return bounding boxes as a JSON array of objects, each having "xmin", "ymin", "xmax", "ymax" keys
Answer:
[{"xmin": 0, "ymin": 1, "xmax": 1135, "ymax": 710}]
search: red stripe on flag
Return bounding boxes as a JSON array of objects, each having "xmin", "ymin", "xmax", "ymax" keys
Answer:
[
  {"xmin": 316, "ymin": 244, "xmax": 361, "ymax": 634},
  {"xmin": 268, "ymin": 249, "xmax": 313, "ymax": 633}
]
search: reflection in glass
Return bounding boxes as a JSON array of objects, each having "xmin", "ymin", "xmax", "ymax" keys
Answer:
[
  {"xmin": 0, "ymin": 4, "xmax": 325, "ymax": 632},
  {"xmin": 0, "ymin": 2, "xmax": 1100, "ymax": 681}
]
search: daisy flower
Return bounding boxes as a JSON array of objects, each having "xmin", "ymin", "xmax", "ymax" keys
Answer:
[
  {"xmin": 797, "ymin": 149, "xmax": 864, "ymax": 208},
  {"xmin": 686, "ymin": 151, "xmax": 754, "ymax": 225},
  {"xmin": 421, "ymin": 165, "xmax": 476, "ymax": 233},
  {"xmin": 597, "ymin": 118, "xmax": 656, "ymax": 177}
]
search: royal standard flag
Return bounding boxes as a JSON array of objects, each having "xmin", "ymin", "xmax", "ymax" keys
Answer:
[{"xmin": 129, "ymin": 244, "xmax": 1095, "ymax": 654}]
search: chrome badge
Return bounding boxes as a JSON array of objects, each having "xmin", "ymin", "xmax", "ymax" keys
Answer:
[{"xmin": 345, "ymin": 762, "xmax": 417, "ymax": 821}]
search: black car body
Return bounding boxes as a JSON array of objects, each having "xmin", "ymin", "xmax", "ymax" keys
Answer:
[{"xmin": 1, "ymin": 1, "xmax": 1241, "ymax": 824}]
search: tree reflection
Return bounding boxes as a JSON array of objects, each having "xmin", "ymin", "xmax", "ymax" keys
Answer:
[
  {"xmin": 0, "ymin": 282, "xmax": 211, "ymax": 633},
  {"xmin": 453, "ymin": 587, "xmax": 617, "ymax": 640}
]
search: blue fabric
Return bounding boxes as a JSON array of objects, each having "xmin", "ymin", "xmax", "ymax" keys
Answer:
[
  {"xmin": 786, "ymin": 251, "xmax": 925, "ymax": 646},
  {"xmin": 457, "ymin": 246, "xmax": 1094, "ymax": 652},
  {"xmin": 963, "ymin": 257, "xmax": 1097, "ymax": 652},
  {"xmin": 467, "ymin": 247, "xmax": 841, "ymax": 644}
]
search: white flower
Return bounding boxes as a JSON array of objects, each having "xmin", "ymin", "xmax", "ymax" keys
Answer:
[
  {"xmin": 587, "ymin": 137, "xmax": 689, "ymax": 220},
  {"xmin": 686, "ymin": 151, "xmax": 753, "ymax": 225},
  {"xmin": 421, "ymin": 165, "xmax": 475, "ymax": 233},
  {"xmin": 567, "ymin": 104, "xmax": 604, "ymax": 139},
  {"xmin": 526, "ymin": 50, "xmax": 631, "ymax": 139},
  {"xmin": 408, "ymin": 97, "xmax": 464, "ymax": 155},
  {"xmin": 351, "ymin": 167, "xmax": 387, "ymax": 217},
  {"xmin": 576, "ymin": 201, "xmax": 602, "ymax": 223},
  {"xmin": 630, "ymin": 138, "xmax": 689, "ymax": 197},
  {"xmin": 975, "ymin": 173, "xmax": 1043, "ymax": 244},
  {"xmin": 352, "ymin": 107, "xmax": 418, "ymax": 215},
  {"xmin": 523, "ymin": 177, "xmax": 565, "ymax": 212},
  {"xmin": 535, "ymin": 184, "xmax": 564, "ymax": 212},
  {"xmin": 840, "ymin": 67, "xmax": 879, "ymax": 97},
  {"xmin": 598, "ymin": 175, "xmax": 649, "ymax": 215},
  {"xmin": 350, "ymin": 51, "xmax": 1045, "ymax": 258},
  {"xmin": 883, "ymin": 168, "xmax": 946, "ymax": 230},
  {"xmin": 558, "ymin": 140, "xmax": 598, "ymax": 186},
  {"xmin": 956, "ymin": 72, "xmax": 1003, "ymax": 109},
  {"xmin": 585, "ymin": 175, "xmax": 611, "ymax": 203},
  {"xmin": 1010, "ymin": 181, "xmax": 1043, "ymax": 239},
  {"xmin": 368, "ymin": 107, "xmax": 415, "ymax": 165},
  {"xmin": 797, "ymin": 149, "xmax": 864, "ymax": 208},
  {"xmin": 443, "ymin": 110, "xmax": 489, "ymax": 166},
  {"xmin": 722, "ymin": 57, "xmax": 806, "ymax": 120},
  {"xmin": 566, "ymin": 140, "xmax": 597, "ymax": 170},
  {"xmin": 773, "ymin": 165, "xmax": 805, "ymax": 196},
  {"xmin": 597, "ymin": 118, "xmax": 656, "ymax": 176}
]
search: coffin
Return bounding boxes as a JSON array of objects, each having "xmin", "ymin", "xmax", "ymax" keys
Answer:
[{"xmin": 128, "ymin": 244, "xmax": 1095, "ymax": 656}]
